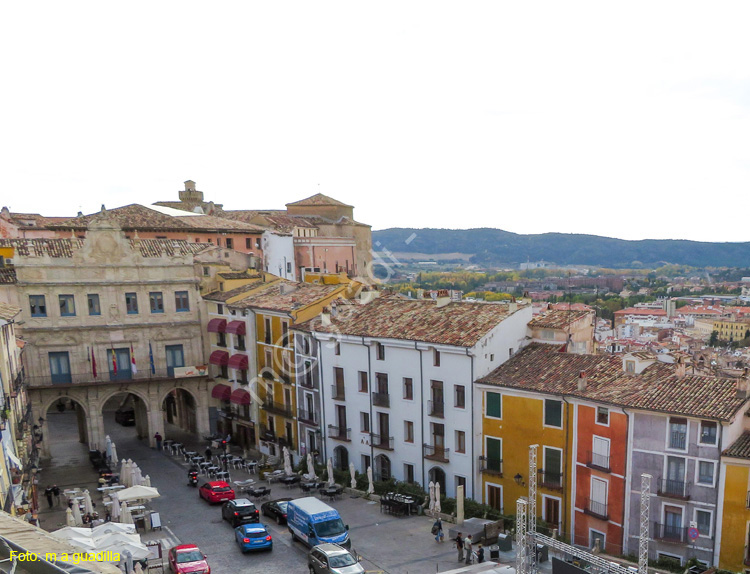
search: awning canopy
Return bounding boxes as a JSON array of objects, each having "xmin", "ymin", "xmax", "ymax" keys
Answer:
[
  {"xmin": 230, "ymin": 389, "xmax": 251, "ymax": 405},
  {"xmin": 209, "ymin": 350, "xmax": 229, "ymax": 366},
  {"xmin": 226, "ymin": 320, "xmax": 246, "ymax": 335},
  {"xmin": 211, "ymin": 383, "xmax": 231, "ymax": 400},
  {"xmin": 207, "ymin": 318, "xmax": 227, "ymax": 333},
  {"xmin": 228, "ymin": 353, "xmax": 249, "ymax": 370}
]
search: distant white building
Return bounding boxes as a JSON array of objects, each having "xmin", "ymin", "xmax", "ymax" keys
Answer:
[{"xmin": 262, "ymin": 230, "xmax": 296, "ymax": 280}]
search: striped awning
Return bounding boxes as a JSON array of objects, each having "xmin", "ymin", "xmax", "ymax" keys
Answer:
[
  {"xmin": 209, "ymin": 350, "xmax": 229, "ymax": 366},
  {"xmin": 230, "ymin": 389, "xmax": 251, "ymax": 405},
  {"xmin": 228, "ymin": 353, "xmax": 249, "ymax": 370},
  {"xmin": 207, "ymin": 318, "xmax": 227, "ymax": 333},
  {"xmin": 211, "ymin": 383, "xmax": 231, "ymax": 401},
  {"xmin": 226, "ymin": 321, "xmax": 246, "ymax": 335}
]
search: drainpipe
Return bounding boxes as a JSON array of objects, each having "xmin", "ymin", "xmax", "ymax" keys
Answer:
[
  {"xmin": 416, "ymin": 342, "xmax": 425, "ymax": 489},
  {"xmin": 467, "ymin": 347, "xmax": 475, "ymax": 500}
]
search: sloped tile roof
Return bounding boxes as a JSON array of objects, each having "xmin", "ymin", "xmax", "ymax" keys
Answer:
[
  {"xmin": 529, "ymin": 309, "xmax": 592, "ymax": 330},
  {"xmin": 614, "ymin": 307, "xmax": 667, "ymax": 316},
  {"xmin": 0, "ymin": 238, "xmax": 82, "ymax": 257},
  {"xmin": 723, "ymin": 432, "xmax": 750, "ymax": 459},
  {"xmin": 479, "ymin": 343, "xmax": 748, "ymax": 421},
  {"xmin": 0, "ymin": 267, "xmax": 17, "ymax": 284},
  {"xmin": 286, "ymin": 193, "xmax": 352, "ymax": 207},
  {"xmin": 217, "ymin": 272, "xmax": 261, "ymax": 280},
  {"xmin": 298, "ymin": 296, "xmax": 527, "ymax": 347},
  {"xmin": 0, "ymin": 302, "xmax": 21, "ymax": 321},
  {"xmin": 177, "ymin": 214, "xmax": 265, "ymax": 232},
  {"xmin": 203, "ymin": 282, "xmax": 266, "ymax": 302},
  {"xmin": 232, "ymin": 282, "xmax": 342, "ymax": 313},
  {"xmin": 131, "ymin": 239, "xmax": 213, "ymax": 257}
]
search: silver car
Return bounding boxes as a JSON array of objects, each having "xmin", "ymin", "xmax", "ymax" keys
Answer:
[{"xmin": 308, "ymin": 543, "xmax": 364, "ymax": 574}]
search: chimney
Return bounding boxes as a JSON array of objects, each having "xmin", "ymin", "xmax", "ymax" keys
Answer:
[
  {"xmin": 359, "ymin": 287, "xmax": 381, "ymax": 305},
  {"xmin": 436, "ymin": 289, "xmax": 451, "ymax": 309},
  {"xmin": 0, "ymin": 207, "xmax": 9, "ymax": 220},
  {"xmin": 675, "ymin": 358, "xmax": 686, "ymax": 378},
  {"xmin": 577, "ymin": 370, "xmax": 588, "ymax": 391},
  {"xmin": 509, "ymin": 301, "xmax": 518, "ymax": 313},
  {"xmin": 736, "ymin": 370, "xmax": 750, "ymax": 399},
  {"xmin": 77, "ymin": 210, "xmax": 84, "ymax": 217},
  {"xmin": 321, "ymin": 306, "xmax": 331, "ymax": 326}
]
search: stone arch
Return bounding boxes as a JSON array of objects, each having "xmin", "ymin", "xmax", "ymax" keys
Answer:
[
  {"xmin": 374, "ymin": 454, "xmax": 391, "ymax": 481},
  {"xmin": 160, "ymin": 386, "xmax": 201, "ymax": 436},
  {"xmin": 428, "ymin": 466, "xmax": 446, "ymax": 489},
  {"xmin": 99, "ymin": 388, "xmax": 152, "ymax": 444},
  {"xmin": 332, "ymin": 446, "xmax": 349, "ymax": 471},
  {"xmin": 39, "ymin": 394, "xmax": 91, "ymax": 457}
]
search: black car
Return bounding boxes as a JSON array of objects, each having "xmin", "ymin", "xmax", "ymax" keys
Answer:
[
  {"xmin": 221, "ymin": 498, "xmax": 259, "ymax": 527},
  {"xmin": 260, "ymin": 498, "xmax": 292, "ymax": 525},
  {"xmin": 114, "ymin": 407, "xmax": 135, "ymax": 426}
]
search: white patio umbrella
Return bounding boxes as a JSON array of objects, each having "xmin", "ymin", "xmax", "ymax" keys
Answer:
[
  {"xmin": 105, "ymin": 436, "xmax": 112, "ymax": 459},
  {"xmin": 111, "ymin": 443, "xmax": 119, "ymax": 466},
  {"xmin": 110, "ymin": 493, "xmax": 121, "ymax": 521},
  {"xmin": 92, "ymin": 522, "xmax": 135, "ymax": 537},
  {"xmin": 366, "ymin": 466, "xmax": 374, "ymax": 494},
  {"xmin": 133, "ymin": 466, "xmax": 143, "ymax": 487},
  {"xmin": 283, "ymin": 447, "xmax": 293, "ymax": 476},
  {"xmin": 58, "ymin": 536, "xmax": 97, "ymax": 552},
  {"xmin": 72, "ymin": 502, "xmax": 83, "ymax": 526},
  {"xmin": 326, "ymin": 458, "xmax": 335, "ymax": 487},
  {"xmin": 143, "ymin": 475, "xmax": 151, "ymax": 488},
  {"xmin": 93, "ymin": 532, "xmax": 141, "ymax": 548},
  {"xmin": 65, "ymin": 508, "xmax": 75, "ymax": 527},
  {"xmin": 428, "ymin": 481, "xmax": 435, "ymax": 514},
  {"xmin": 117, "ymin": 485, "xmax": 160, "ymax": 502},
  {"xmin": 434, "ymin": 482, "xmax": 442, "ymax": 515},
  {"xmin": 306, "ymin": 453, "xmax": 317, "ymax": 480},
  {"xmin": 120, "ymin": 501, "xmax": 133, "ymax": 524},
  {"xmin": 121, "ymin": 460, "xmax": 131, "ymax": 487},
  {"xmin": 349, "ymin": 462, "xmax": 356, "ymax": 489},
  {"xmin": 52, "ymin": 526, "xmax": 92, "ymax": 541},
  {"xmin": 129, "ymin": 463, "xmax": 139, "ymax": 487},
  {"xmin": 83, "ymin": 490, "xmax": 94, "ymax": 515}
]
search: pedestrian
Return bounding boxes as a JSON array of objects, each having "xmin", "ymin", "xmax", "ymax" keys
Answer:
[
  {"xmin": 205, "ymin": 446, "xmax": 212, "ymax": 461},
  {"xmin": 432, "ymin": 517, "xmax": 444, "ymax": 542},
  {"xmin": 52, "ymin": 485, "xmax": 60, "ymax": 506},
  {"xmin": 154, "ymin": 432, "xmax": 163, "ymax": 451},
  {"xmin": 464, "ymin": 534, "xmax": 473, "ymax": 564},
  {"xmin": 476, "ymin": 543, "xmax": 485, "ymax": 563},
  {"xmin": 44, "ymin": 486, "xmax": 53, "ymax": 508},
  {"xmin": 456, "ymin": 531, "xmax": 464, "ymax": 562}
]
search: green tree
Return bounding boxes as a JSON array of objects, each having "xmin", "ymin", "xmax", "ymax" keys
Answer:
[{"xmin": 709, "ymin": 331, "xmax": 719, "ymax": 347}]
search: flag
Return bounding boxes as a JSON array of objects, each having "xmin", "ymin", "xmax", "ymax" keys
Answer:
[
  {"xmin": 148, "ymin": 341, "xmax": 155, "ymax": 375},
  {"xmin": 130, "ymin": 344, "xmax": 137, "ymax": 374},
  {"xmin": 91, "ymin": 348, "xmax": 97, "ymax": 378},
  {"xmin": 111, "ymin": 346, "xmax": 117, "ymax": 375}
]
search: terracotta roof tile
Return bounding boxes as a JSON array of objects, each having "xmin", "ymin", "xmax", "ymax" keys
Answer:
[
  {"xmin": 0, "ymin": 238, "xmax": 82, "ymax": 257},
  {"xmin": 232, "ymin": 282, "xmax": 342, "ymax": 313},
  {"xmin": 723, "ymin": 432, "xmax": 750, "ymax": 459},
  {"xmin": 614, "ymin": 307, "xmax": 667, "ymax": 316},
  {"xmin": 131, "ymin": 239, "xmax": 212, "ymax": 257},
  {"xmin": 217, "ymin": 272, "xmax": 261, "ymax": 280},
  {"xmin": 529, "ymin": 309, "xmax": 592, "ymax": 330},
  {"xmin": 0, "ymin": 267, "xmax": 17, "ymax": 284},
  {"xmin": 203, "ymin": 282, "xmax": 265, "ymax": 302},
  {"xmin": 286, "ymin": 193, "xmax": 352, "ymax": 207},
  {"xmin": 479, "ymin": 343, "xmax": 748, "ymax": 421}
]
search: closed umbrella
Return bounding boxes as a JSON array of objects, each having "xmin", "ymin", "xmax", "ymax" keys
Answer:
[
  {"xmin": 326, "ymin": 458, "xmax": 335, "ymax": 487},
  {"xmin": 65, "ymin": 508, "xmax": 75, "ymax": 527},
  {"xmin": 122, "ymin": 460, "xmax": 131, "ymax": 487},
  {"xmin": 120, "ymin": 460, "xmax": 128, "ymax": 486},
  {"xmin": 349, "ymin": 462, "xmax": 356, "ymax": 489},
  {"xmin": 129, "ymin": 463, "xmax": 139, "ymax": 487},
  {"xmin": 110, "ymin": 493, "xmax": 120, "ymax": 521},
  {"xmin": 133, "ymin": 466, "xmax": 143, "ymax": 487},
  {"xmin": 83, "ymin": 490, "xmax": 94, "ymax": 515},
  {"xmin": 110, "ymin": 443, "xmax": 119, "ymax": 466},
  {"xmin": 283, "ymin": 447, "xmax": 293, "ymax": 476},
  {"xmin": 434, "ymin": 482, "xmax": 442, "ymax": 516},
  {"xmin": 306, "ymin": 453, "xmax": 317, "ymax": 481},
  {"xmin": 120, "ymin": 501, "xmax": 132, "ymax": 524},
  {"xmin": 122, "ymin": 550, "xmax": 133, "ymax": 574},
  {"xmin": 366, "ymin": 466, "xmax": 374, "ymax": 495},
  {"xmin": 105, "ymin": 436, "xmax": 112, "ymax": 460},
  {"xmin": 72, "ymin": 502, "xmax": 83, "ymax": 526},
  {"xmin": 143, "ymin": 475, "xmax": 151, "ymax": 488},
  {"xmin": 428, "ymin": 481, "xmax": 435, "ymax": 514}
]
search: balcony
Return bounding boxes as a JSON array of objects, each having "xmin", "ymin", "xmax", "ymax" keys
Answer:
[
  {"xmin": 234, "ymin": 344, "xmax": 246, "ymax": 351},
  {"xmin": 669, "ymin": 430, "xmax": 687, "ymax": 450},
  {"xmin": 331, "ymin": 384, "xmax": 346, "ymax": 401},
  {"xmin": 327, "ymin": 425, "xmax": 351, "ymax": 441},
  {"xmin": 423, "ymin": 444, "xmax": 450, "ymax": 462},
  {"xmin": 26, "ymin": 367, "xmax": 204, "ymax": 387},
  {"xmin": 372, "ymin": 392, "xmax": 390, "ymax": 408},
  {"xmin": 261, "ymin": 401, "xmax": 293, "ymax": 418},
  {"xmin": 371, "ymin": 433, "xmax": 394, "ymax": 450},
  {"xmin": 428, "ymin": 400, "xmax": 444, "ymax": 418},
  {"xmin": 586, "ymin": 451, "xmax": 611, "ymax": 472},
  {"xmin": 259, "ymin": 424, "xmax": 276, "ymax": 442},
  {"xmin": 297, "ymin": 408, "xmax": 319, "ymax": 426},
  {"xmin": 298, "ymin": 376, "xmax": 318, "ymax": 390},
  {"xmin": 657, "ymin": 478, "xmax": 690, "ymax": 500},
  {"xmin": 478, "ymin": 456, "xmax": 503, "ymax": 476},
  {"xmin": 653, "ymin": 522, "xmax": 688, "ymax": 544},
  {"xmin": 584, "ymin": 498, "xmax": 609, "ymax": 521},
  {"xmin": 538, "ymin": 470, "xmax": 563, "ymax": 490},
  {"xmin": 278, "ymin": 436, "xmax": 296, "ymax": 450}
]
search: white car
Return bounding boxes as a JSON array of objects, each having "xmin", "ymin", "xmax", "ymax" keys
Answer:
[{"xmin": 308, "ymin": 543, "xmax": 364, "ymax": 574}]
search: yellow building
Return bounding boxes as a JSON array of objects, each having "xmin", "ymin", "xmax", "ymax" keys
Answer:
[
  {"xmin": 713, "ymin": 318, "xmax": 750, "ymax": 342},
  {"xmin": 718, "ymin": 432, "xmax": 750, "ymax": 571}
]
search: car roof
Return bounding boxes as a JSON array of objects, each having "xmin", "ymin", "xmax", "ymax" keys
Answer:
[
  {"xmin": 265, "ymin": 497, "xmax": 292, "ymax": 504},
  {"xmin": 206, "ymin": 481, "xmax": 231, "ymax": 487},
  {"xmin": 240, "ymin": 523, "xmax": 268, "ymax": 533},
  {"xmin": 314, "ymin": 543, "xmax": 349, "ymax": 556},
  {"xmin": 174, "ymin": 544, "xmax": 200, "ymax": 552},
  {"xmin": 232, "ymin": 498, "xmax": 254, "ymax": 506}
]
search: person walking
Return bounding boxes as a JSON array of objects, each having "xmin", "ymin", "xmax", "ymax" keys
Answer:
[
  {"xmin": 154, "ymin": 432, "xmax": 163, "ymax": 451},
  {"xmin": 44, "ymin": 486, "xmax": 53, "ymax": 509},
  {"xmin": 455, "ymin": 532, "xmax": 464, "ymax": 562},
  {"xmin": 464, "ymin": 534, "xmax": 473, "ymax": 564},
  {"xmin": 205, "ymin": 446, "xmax": 212, "ymax": 461},
  {"xmin": 476, "ymin": 543, "xmax": 485, "ymax": 563},
  {"xmin": 432, "ymin": 517, "xmax": 444, "ymax": 542},
  {"xmin": 52, "ymin": 485, "xmax": 60, "ymax": 506}
]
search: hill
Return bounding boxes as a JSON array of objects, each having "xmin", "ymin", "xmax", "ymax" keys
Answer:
[{"xmin": 372, "ymin": 228, "xmax": 750, "ymax": 268}]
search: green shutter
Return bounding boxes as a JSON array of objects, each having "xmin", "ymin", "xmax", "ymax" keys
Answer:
[
  {"xmin": 544, "ymin": 399, "xmax": 562, "ymax": 427},
  {"xmin": 486, "ymin": 392, "xmax": 502, "ymax": 418},
  {"xmin": 545, "ymin": 448, "xmax": 562, "ymax": 475}
]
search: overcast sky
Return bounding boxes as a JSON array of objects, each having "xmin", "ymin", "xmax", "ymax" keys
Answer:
[{"xmin": 2, "ymin": 2, "xmax": 749, "ymax": 242}]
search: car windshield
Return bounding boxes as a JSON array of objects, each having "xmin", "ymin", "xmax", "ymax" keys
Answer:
[
  {"xmin": 277, "ymin": 501, "xmax": 288, "ymax": 513},
  {"xmin": 176, "ymin": 551, "xmax": 203, "ymax": 563},
  {"xmin": 212, "ymin": 486, "xmax": 231, "ymax": 492},
  {"xmin": 315, "ymin": 518, "xmax": 346, "ymax": 538},
  {"xmin": 329, "ymin": 553, "xmax": 356, "ymax": 568}
]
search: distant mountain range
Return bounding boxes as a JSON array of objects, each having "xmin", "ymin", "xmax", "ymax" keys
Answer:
[{"xmin": 372, "ymin": 228, "xmax": 750, "ymax": 268}]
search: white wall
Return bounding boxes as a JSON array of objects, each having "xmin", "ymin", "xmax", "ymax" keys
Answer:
[{"xmin": 262, "ymin": 231, "xmax": 295, "ymax": 281}]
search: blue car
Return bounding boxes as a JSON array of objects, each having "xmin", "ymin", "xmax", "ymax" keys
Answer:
[{"xmin": 235, "ymin": 523, "xmax": 273, "ymax": 553}]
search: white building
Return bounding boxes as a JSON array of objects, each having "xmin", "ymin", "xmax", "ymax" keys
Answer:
[
  {"xmin": 262, "ymin": 230, "xmax": 296, "ymax": 281},
  {"xmin": 298, "ymin": 291, "xmax": 531, "ymax": 500}
]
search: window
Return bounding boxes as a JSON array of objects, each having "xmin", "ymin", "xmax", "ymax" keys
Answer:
[
  {"xmin": 486, "ymin": 437, "xmax": 502, "ymax": 472},
  {"xmin": 49, "ymin": 352, "xmax": 72, "ymax": 384},
  {"xmin": 695, "ymin": 509, "xmax": 712, "ymax": 536},
  {"xmin": 287, "ymin": 262, "xmax": 292, "ymax": 273},
  {"xmin": 544, "ymin": 399, "xmax": 563, "ymax": 428},
  {"xmin": 455, "ymin": 475, "xmax": 467, "ymax": 497},
  {"xmin": 542, "ymin": 329, "xmax": 555, "ymax": 340},
  {"xmin": 125, "ymin": 292, "xmax": 138, "ymax": 314},
  {"xmin": 264, "ymin": 318, "xmax": 271, "ymax": 344},
  {"xmin": 404, "ymin": 421, "xmax": 414, "ymax": 443},
  {"xmin": 455, "ymin": 430, "xmax": 466, "ymax": 453},
  {"xmin": 697, "ymin": 461, "xmax": 715, "ymax": 485},
  {"xmin": 403, "ymin": 378, "xmax": 413, "ymax": 400},
  {"xmin": 486, "ymin": 392, "xmax": 502, "ymax": 418},
  {"xmin": 404, "ymin": 463, "xmax": 415, "ymax": 484},
  {"xmin": 490, "ymin": 354, "xmax": 494, "ymax": 361},
  {"xmin": 376, "ymin": 342, "xmax": 385, "ymax": 360},
  {"xmin": 203, "ymin": 266, "xmax": 210, "ymax": 276},
  {"xmin": 335, "ymin": 341, "xmax": 341, "ymax": 356},
  {"xmin": 149, "ymin": 292, "xmax": 164, "ymax": 313},
  {"xmin": 175, "ymin": 291, "xmax": 190, "ymax": 312},
  {"xmin": 235, "ymin": 334, "xmax": 245, "ymax": 350},
  {"xmin": 59, "ymin": 294, "xmax": 76, "ymax": 316},
  {"xmin": 165, "ymin": 344, "xmax": 185, "ymax": 377},
  {"xmin": 358, "ymin": 371, "xmax": 368, "ymax": 393},
  {"xmin": 217, "ymin": 332, "xmax": 226, "ymax": 347},
  {"xmin": 216, "ymin": 238, "xmax": 222, "ymax": 247},
  {"xmin": 487, "ymin": 485, "xmax": 502, "ymax": 511},
  {"xmin": 87, "ymin": 294, "xmax": 101, "ymax": 316},
  {"xmin": 217, "ymin": 303, "xmax": 224, "ymax": 315},
  {"xmin": 455, "ymin": 385, "xmax": 465, "ymax": 409},
  {"xmin": 255, "ymin": 238, "xmax": 261, "ymax": 249},
  {"xmin": 700, "ymin": 421, "xmax": 717, "ymax": 445},
  {"xmin": 625, "ymin": 360, "xmax": 635, "ymax": 373},
  {"xmin": 224, "ymin": 238, "xmax": 232, "ymax": 249},
  {"xmin": 669, "ymin": 417, "xmax": 688, "ymax": 450},
  {"xmin": 596, "ymin": 407, "xmax": 609, "ymax": 425},
  {"xmin": 543, "ymin": 446, "xmax": 563, "ymax": 487},
  {"xmin": 29, "ymin": 295, "xmax": 47, "ymax": 317},
  {"xmin": 360, "ymin": 412, "xmax": 370, "ymax": 433},
  {"xmin": 434, "ymin": 349, "xmax": 440, "ymax": 366}
]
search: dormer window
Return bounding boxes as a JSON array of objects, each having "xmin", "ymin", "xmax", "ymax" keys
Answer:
[{"xmin": 625, "ymin": 360, "xmax": 635, "ymax": 373}]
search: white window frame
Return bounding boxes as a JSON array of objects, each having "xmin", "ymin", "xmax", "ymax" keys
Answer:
[
  {"xmin": 543, "ymin": 445, "xmax": 564, "ymax": 477},
  {"xmin": 485, "ymin": 481, "xmax": 503, "ymax": 512},
  {"xmin": 663, "ymin": 456, "xmax": 688, "ymax": 489},
  {"xmin": 589, "ymin": 528, "xmax": 606, "ymax": 551},
  {"xmin": 698, "ymin": 420, "xmax": 718, "ymax": 446},
  {"xmin": 595, "ymin": 406, "xmax": 610, "ymax": 427},
  {"xmin": 591, "ymin": 435, "xmax": 611, "ymax": 470},
  {"xmin": 694, "ymin": 459, "xmax": 717, "ymax": 488},
  {"xmin": 485, "ymin": 435, "xmax": 502, "ymax": 464},
  {"xmin": 543, "ymin": 398, "xmax": 563, "ymax": 429},
  {"xmin": 660, "ymin": 501, "xmax": 686, "ymax": 530},
  {"xmin": 360, "ymin": 411, "xmax": 370, "ymax": 434},
  {"xmin": 590, "ymin": 476, "xmax": 609, "ymax": 506},
  {"xmin": 693, "ymin": 507, "xmax": 713, "ymax": 539},
  {"xmin": 542, "ymin": 494, "xmax": 562, "ymax": 529},
  {"xmin": 665, "ymin": 417, "xmax": 690, "ymax": 453},
  {"xmin": 455, "ymin": 430, "xmax": 466, "ymax": 455}
]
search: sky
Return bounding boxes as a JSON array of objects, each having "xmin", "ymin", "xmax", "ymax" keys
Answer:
[{"xmin": 2, "ymin": 2, "xmax": 749, "ymax": 242}]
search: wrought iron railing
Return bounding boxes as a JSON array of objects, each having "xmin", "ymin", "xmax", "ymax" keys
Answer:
[
  {"xmin": 371, "ymin": 434, "xmax": 394, "ymax": 450},
  {"xmin": 423, "ymin": 444, "xmax": 449, "ymax": 462},
  {"xmin": 657, "ymin": 477, "xmax": 690, "ymax": 499},
  {"xmin": 297, "ymin": 408, "xmax": 319, "ymax": 425},
  {"xmin": 372, "ymin": 392, "xmax": 390, "ymax": 408},
  {"xmin": 327, "ymin": 425, "xmax": 351, "ymax": 441},
  {"xmin": 653, "ymin": 522, "xmax": 688, "ymax": 543},
  {"xmin": 261, "ymin": 401, "xmax": 293, "ymax": 418},
  {"xmin": 478, "ymin": 456, "xmax": 503, "ymax": 476},
  {"xmin": 586, "ymin": 450, "xmax": 611, "ymax": 472},
  {"xmin": 331, "ymin": 384, "xmax": 346, "ymax": 401},
  {"xmin": 538, "ymin": 470, "xmax": 563, "ymax": 490},
  {"xmin": 584, "ymin": 498, "xmax": 608, "ymax": 520}
]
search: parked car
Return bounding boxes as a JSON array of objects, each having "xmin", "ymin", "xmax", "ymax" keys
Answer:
[
  {"xmin": 308, "ymin": 543, "xmax": 363, "ymax": 574},
  {"xmin": 199, "ymin": 481, "xmax": 235, "ymax": 504},
  {"xmin": 168, "ymin": 544, "xmax": 210, "ymax": 574},
  {"xmin": 260, "ymin": 497, "xmax": 292, "ymax": 525},
  {"xmin": 222, "ymin": 498, "xmax": 259, "ymax": 526},
  {"xmin": 235, "ymin": 523, "xmax": 273, "ymax": 553},
  {"xmin": 114, "ymin": 407, "xmax": 135, "ymax": 426}
]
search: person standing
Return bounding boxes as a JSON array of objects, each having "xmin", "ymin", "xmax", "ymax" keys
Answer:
[
  {"xmin": 44, "ymin": 486, "xmax": 53, "ymax": 509},
  {"xmin": 464, "ymin": 534, "xmax": 473, "ymax": 564},
  {"xmin": 456, "ymin": 532, "xmax": 464, "ymax": 562},
  {"xmin": 52, "ymin": 485, "xmax": 60, "ymax": 506},
  {"xmin": 476, "ymin": 543, "xmax": 485, "ymax": 563},
  {"xmin": 154, "ymin": 432, "xmax": 163, "ymax": 451},
  {"xmin": 205, "ymin": 446, "xmax": 212, "ymax": 461}
]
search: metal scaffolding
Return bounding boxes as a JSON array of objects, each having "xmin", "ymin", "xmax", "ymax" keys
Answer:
[
  {"xmin": 516, "ymin": 497, "xmax": 528, "ymax": 574},
  {"xmin": 528, "ymin": 444, "xmax": 538, "ymax": 574},
  {"xmin": 639, "ymin": 474, "xmax": 651, "ymax": 574}
]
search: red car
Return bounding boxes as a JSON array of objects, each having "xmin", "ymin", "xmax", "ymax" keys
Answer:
[
  {"xmin": 168, "ymin": 544, "xmax": 210, "ymax": 574},
  {"xmin": 199, "ymin": 481, "xmax": 235, "ymax": 504}
]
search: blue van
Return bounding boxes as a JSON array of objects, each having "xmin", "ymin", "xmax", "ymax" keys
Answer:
[{"xmin": 287, "ymin": 497, "xmax": 351, "ymax": 549}]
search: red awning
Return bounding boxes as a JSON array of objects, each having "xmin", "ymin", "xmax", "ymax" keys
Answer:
[
  {"xmin": 211, "ymin": 383, "xmax": 231, "ymax": 400},
  {"xmin": 209, "ymin": 350, "xmax": 229, "ymax": 366},
  {"xmin": 228, "ymin": 353, "xmax": 249, "ymax": 370},
  {"xmin": 230, "ymin": 389, "xmax": 251, "ymax": 405},
  {"xmin": 207, "ymin": 318, "xmax": 227, "ymax": 333},
  {"xmin": 226, "ymin": 321, "xmax": 246, "ymax": 335}
]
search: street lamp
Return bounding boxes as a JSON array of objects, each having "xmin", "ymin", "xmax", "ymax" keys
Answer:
[{"xmin": 514, "ymin": 473, "xmax": 525, "ymax": 487}]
